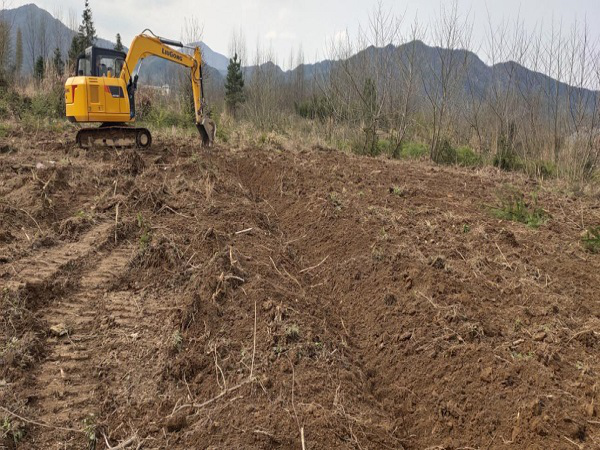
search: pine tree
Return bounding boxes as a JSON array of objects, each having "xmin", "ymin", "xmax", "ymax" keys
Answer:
[
  {"xmin": 225, "ymin": 53, "xmax": 245, "ymax": 117},
  {"xmin": 114, "ymin": 33, "xmax": 124, "ymax": 52},
  {"xmin": 79, "ymin": 0, "xmax": 96, "ymax": 49},
  {"xmin": 0, "ymin": 20, "xmax": 9, "ymax": 80},
  {"xmin": 34, "ymin": 56, "xmax": 45, "ymax": 80},
  {"xmin": 68, "ymin": 35, "xmax": 82, "ymax": 72},
  {"xmin": 68, "ymin": 1, "xmax": 97, "ymax": 72},
  {"xmin": 15, "ymin": 28, "xmax": 23, "ymax": 76},
  {"xmin": 53, "ymin": 48, "xmax": 65, "ymax": 76}
]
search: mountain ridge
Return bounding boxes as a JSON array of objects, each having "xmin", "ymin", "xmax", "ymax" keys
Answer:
[{"xmin": 1, "ymin": 3, "xmax": 597, "ymax": 105}]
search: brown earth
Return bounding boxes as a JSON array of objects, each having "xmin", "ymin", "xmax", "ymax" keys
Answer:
[{"xmin": 1, "ymin": 129, "xmax": 599, "ymax": 449}]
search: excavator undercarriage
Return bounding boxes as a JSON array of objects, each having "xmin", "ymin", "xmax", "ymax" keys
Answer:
[{"xmin": 76, "ymin": 125, "xmax": 152, "ymax": 149}]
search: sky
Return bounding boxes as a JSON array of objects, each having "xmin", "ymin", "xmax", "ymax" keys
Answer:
[{"xmin": 6, "ymin": 0, "xmax": 600, "ymax": 68}]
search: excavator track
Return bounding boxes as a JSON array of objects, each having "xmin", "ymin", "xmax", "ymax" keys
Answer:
[{"xmin": 76, "ymin": 126, "xmax": 152, "ymax": 149}]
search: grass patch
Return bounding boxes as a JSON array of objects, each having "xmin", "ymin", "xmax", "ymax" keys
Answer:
[
  {"xmin": 2, "ymin": 416, "xmax": 25, "ymax": 444},
  {"xmin": 399, "ymin": 141, "xmax": 428, "ymax": 159},
  {"xmin": 285, "ymin": 324, "xmax": 300, "ymax": 342},
  {"xmin": 491, "ymin": 189, "xmax": 549, "ymax": 228},
  {"xmin": 581, "ymin": 226, "xmax": 600, "ymax": 253},
  {"xmin": 455, "ymin": 146, "xmax": 481, "ymax": 167},
  {"xmin": 525, "ymin": 160, "xmax": 557, "ymax": 179}
]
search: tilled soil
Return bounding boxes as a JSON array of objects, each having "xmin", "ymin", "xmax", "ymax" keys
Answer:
[{"xmin": 1, "ymin": 130, "xmax": 599, "ymax": 449}]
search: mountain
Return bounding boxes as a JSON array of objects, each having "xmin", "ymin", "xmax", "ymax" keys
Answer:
[
  {"xmin": 195, "ymin": 42, "xmax": 229, "ymax": 74},
  {"xmin": 0, "ymin": 3, "xmax": 227, "ymax": 80},
  {"xmin": 0, "ymin": 4, "xmax": 114, "ymax": 72},
  {"xmin": 1, "ymin": 3, "xmax": 596, "ymax": 108}
]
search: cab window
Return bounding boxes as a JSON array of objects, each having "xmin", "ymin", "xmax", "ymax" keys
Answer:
[
  {"xmin": 96, "ymin": 55, "xmax": 124, "ymax": 77},
  {"xmin": 77, "ymin": 53, "xmax": 91, "ymax": 76}
]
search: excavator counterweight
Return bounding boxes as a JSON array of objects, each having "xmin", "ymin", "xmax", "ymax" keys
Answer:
[{"xmin": 65, "ymin": 31, "xmax": 216, "ymax": 149}]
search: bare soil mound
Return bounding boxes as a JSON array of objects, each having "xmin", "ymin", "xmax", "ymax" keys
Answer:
[{"xmin": 1, "ymin": 131, "xmax": 599, "ymax": 449}]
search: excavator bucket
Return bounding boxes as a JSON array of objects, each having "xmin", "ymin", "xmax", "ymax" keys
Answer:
[{"xmin": 197, "ymin": 117, "xmax": 216, "ymax": 147}]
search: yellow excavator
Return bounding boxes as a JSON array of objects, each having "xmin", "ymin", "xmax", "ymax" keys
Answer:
[{"xmin": 65, "ymin": 30, "xmax": 216, "ymax": 148}]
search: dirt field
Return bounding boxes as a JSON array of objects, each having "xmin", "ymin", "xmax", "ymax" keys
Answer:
[{"xmin": 1, "ymin": 129, "xmax": 600, "ymax": 449}]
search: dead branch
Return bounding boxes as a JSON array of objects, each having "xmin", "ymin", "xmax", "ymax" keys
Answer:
[{"xmin": 299, "ymin": 255, "xmax": 330, "ymax": 274}]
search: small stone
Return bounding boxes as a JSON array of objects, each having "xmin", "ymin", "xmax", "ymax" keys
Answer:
[
  {"xmin": 530, "ymin": 399, "xmax": 543, "ymax": 416},
  {"xmin": 530, "ymin": 417, "xmax": 548, "ymax": 436},
  {"xmin": 384, "ymin": 293, "xmax": 397, "ymax": 306},
  {"xmin": 165, "ymin": 413, "xmax": 187, "ymax": 432},
  {"xmin": 480, "ymin": 367, "xmax": 493, "ymax": 383},
  {"xmin": 585, "ymin": 402, "xmax": 595, "ymax": 417},
  {"xmin": 49, "ymin": 324, "xmax": 69, "ymax": 337},
  {"xmin": 262, "ymin": 300, "xmax": 274, "ymax": 311},
  {"xmin": 431, "ymin": 256, "xmax": 445, "ymax": 270},
  {"xmin": 533, "ymin": 331, "xmax": 547, "ymax": 342},
  {"xmin": 399, "ymin": 331, "xmax": 413, "ymax": 341}
]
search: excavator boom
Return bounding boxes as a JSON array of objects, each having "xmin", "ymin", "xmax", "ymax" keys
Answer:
[{"xmin": 65, "ymin": 31, "xmax": 215, "ymax": 148}]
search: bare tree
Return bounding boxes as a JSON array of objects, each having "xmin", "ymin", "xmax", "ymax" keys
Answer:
[
  {"xmin": 25, "ymin": 6, "xmax": 38, "ymax": 71},
  {"xmin": 38, "ymin": 13, "xmax": 49, "ymax": 62},
  {"xmin": 228, "ymin": 27, "xmax": 247, "ymax": 66},
  {"xmin": 321, "ymin": 2, "xmax": 403, "ymax": 155},
  {"xmin": 0, "ymin": 0, "xmax": 14, "ymax": 79},
  {"xmin": 388, "ymin": 17, "xmax": 424, "ymax": 156},
  {"xmin": 244, "ymin": 39, "xmax": 284, "ymax": 129},
  {"xmin": 544, "ymin": 18, "xmax": 566, "ymax": 164},
  {"xmin": 422, "ymin": 1, "xmax": 472, "ymax": 161}
]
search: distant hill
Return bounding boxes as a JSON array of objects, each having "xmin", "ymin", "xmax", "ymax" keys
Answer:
[
  {"xmin": 0, "ymin": 3, "xmax": 227, "ymax": 81},
  {"xmin": 1, "ymin": 3, "xmax": 596, "ymax": 107},
  {"xmin": 0, "ymin": 4, "xmax": 114, "ymax": 72}
]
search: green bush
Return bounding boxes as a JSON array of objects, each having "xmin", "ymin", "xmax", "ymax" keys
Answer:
[
  {"xmin": 491, "ymin": 189, "xmax": 549, "ymax": 228},
  {"xmin": 0, "ymin": 97, "xmax": 8, "ymax": 119},
  {"xmin": 350, "ymin": 135, "xmax": 381, "ymax": 157},
  {"xmin": 26, "ymin": 84, "xmax": 65, "ymax": 119},
  {"xmin": 456, "ymin": 146, "xmax": 481, "ymax": 167},
  {"xmin": 526, "ymin": 160, "xmax": 556, "ymax": 179},
  {"xmin": 399, "ymin": 141, "xmax": 428, "ymax": 159},
  {"xmin": 493, "ymin": 152, "xmax": 523, "ymax": 171},
  {"xmin": 433, "ymin": 139, "xmax": 457, "ymax": 165},
  {"xmin": 582, "ymin": 227, "xmax": 600, "ymax": 253},
  {"xmin": 146, "ymin": 106, "xmax": 189, "ymax": 129},
  {"xmin": 377, "ymin": 138, "xmax": 392, "ymax": 155},
  {"xmin": 294, "ymin": 96, "xmax": 333, "ymax": 121}
]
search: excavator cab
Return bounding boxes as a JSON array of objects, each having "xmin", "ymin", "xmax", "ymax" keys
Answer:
[
  {"xmin": 66, "ymin": 47, "xmax": 132, "ymax": 127},
  {"xmin": 65, "ymin": 32, "xmax": 216, "ymax": 149}
]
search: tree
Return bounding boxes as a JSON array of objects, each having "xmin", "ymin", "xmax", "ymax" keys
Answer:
[
  {"xmin": 363, "ymin": 78, "xmax": 379, "ymax": 155},
  {"xmin": 225, "ymin": 53, "xmax": 245, "ymax": 116},
  {"xmin": 68, "ymin": 35, "xmax": 81, "ymax": 71},
  {"xmin": 34, "ymin": 56, "xmax": 45, "ymax": 80},
  {"xmin": 79, "ymin": 0, "xmax": 96, "ymax": 48},
  {"xmin": 69, "ymin": 0, "xmax": 97, "ymax": 71},
  {"xmin": 15, "ymin": 27, "xmax": 23, "ymax": 76},
  {"xmin": 0, "ymin": 19, "xmax": 9, "ymax": 81},
  {"xmin": 114, "ymin": 33, "xmax": 124, "ymax": 52},
  {"xmin": 53, "ymin": 47, "xmax": 64, "ymax": 76},
  {"xmin": 25, "ymin": 6, "xmax": 38, "ymax": 70}
]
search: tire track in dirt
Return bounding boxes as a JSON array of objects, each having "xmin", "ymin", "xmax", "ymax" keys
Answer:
[
  {"xmin": 1, "ymin": 221, "xmax": 114, "ymax": 292},
  {"xmin": 31, "ymin": 243, "xmax": 136, "ymax": 447}
]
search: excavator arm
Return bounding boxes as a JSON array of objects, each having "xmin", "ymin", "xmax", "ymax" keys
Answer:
[{"xmin": 121, "ymin": 33, "xmax": 215, "ymax": 146}]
